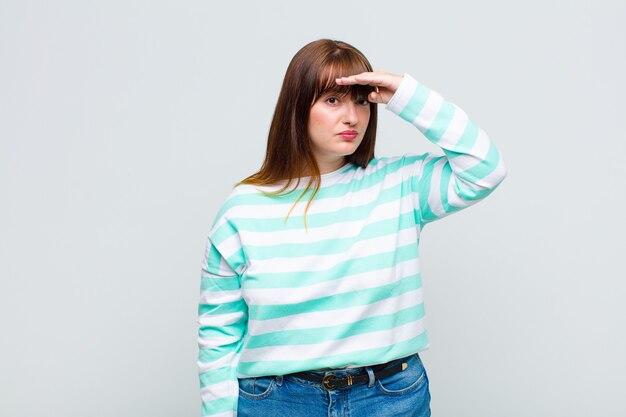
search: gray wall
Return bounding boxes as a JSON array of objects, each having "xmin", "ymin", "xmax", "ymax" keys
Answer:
[{"xmin": 1, "ymin": 1, "xmax": 624, "ymax": 416}]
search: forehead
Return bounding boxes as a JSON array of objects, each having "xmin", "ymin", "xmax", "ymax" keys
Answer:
[{"xmin": 315, "ymin": 65, "xmax": 374, "ymax": 98}]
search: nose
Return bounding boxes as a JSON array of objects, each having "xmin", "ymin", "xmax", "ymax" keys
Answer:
[{"xmin": 342, "ymin": 101, "xmax": 359, "ymax": 126}]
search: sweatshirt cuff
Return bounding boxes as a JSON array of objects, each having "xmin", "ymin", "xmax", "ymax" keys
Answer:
[{"xmin": 385, "ymin": 73, "xmax": 420, "ymax": 115}]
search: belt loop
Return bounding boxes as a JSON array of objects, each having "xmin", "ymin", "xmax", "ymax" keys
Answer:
[
  {"xmin": 275, "ymin": 375, "xmax": 283, "ymax": 386},
  {"xmin": 365, "ymin": 366, "xmax": 375, "ymax": 388}
]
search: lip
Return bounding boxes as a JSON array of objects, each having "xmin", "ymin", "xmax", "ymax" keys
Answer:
[{"xmin": 339, "ymin": 130, "xmax": 358, "ymax": 140}]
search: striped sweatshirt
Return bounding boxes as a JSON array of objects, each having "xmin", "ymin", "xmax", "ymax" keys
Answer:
[{"xmin": 197, "ymin": 73, "xmax": 507, "ymax": 416}]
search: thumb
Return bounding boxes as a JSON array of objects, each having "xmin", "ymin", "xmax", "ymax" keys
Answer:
[{"xmin": 369, "ymin": 91, "xmax": 384, "ymax": 104}]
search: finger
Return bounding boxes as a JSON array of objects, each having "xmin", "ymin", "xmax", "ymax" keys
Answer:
[
  {"xmin": 336, "ymin": 74, "xmax": 378, "ymax": 85},
  {"xmin": 336, "ymin": 74, "xmax": 388, "ymax": 88}
]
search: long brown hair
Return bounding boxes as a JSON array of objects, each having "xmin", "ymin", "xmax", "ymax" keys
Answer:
[{"xmin": 235, "ymin": 39, "xmax": 378, "ymax": 230}]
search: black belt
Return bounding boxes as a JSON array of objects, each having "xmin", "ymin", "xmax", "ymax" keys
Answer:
[{"xmin": 288, "ymin": 357, "xmax": 409, "ymax": 390}]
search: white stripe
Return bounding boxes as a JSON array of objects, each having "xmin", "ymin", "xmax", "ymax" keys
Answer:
[
  {"xmin": 436, "ymin": 102, "xmax": 469, "ymax": 149},
  {"xmin": 202, "ymin": 412, "xmax": 235, "ymax": 417},
  {"xmin": 241, "ymin": 193, "xmax": 416, "ymax": 247},
  {"xmin": 385, "ymin": 73, "xmax": 419, "ymax": 114},
  {"xmin": 198, "ymin": 335, "xmax": 241, "ymax": 348},
  {"xmin": 220, "ymin": 256, "xmax": 237, "ymax": 275},
  {"xmin": 244, "ymin": 258, "xmax": 419, "ymax": 305},
  {"xmin": 406, "ymin": 153, "xmax": 429, "ymax": 203},
  {"xmin": 198, "ymin": 311, "xmax": 244, "ymax": 328},
  {"xmin": 198, "ymin": 351, "xmax": 238, "ymax": 373},
  {"xmin": 425, "ymin": 157, "xmax": 447, "ymax": 218},
  {"xmin": 337, "ymin": 156, "xmax": 408, "ymax": 185},
  {"xmin": 201, "ymin": 269, "xmax": 237, "ymax": 279},
  {"xmin": 441, "ymin": 125, "xmax": 492, "ymax": 174},
  {"xmin": 200, "ymin": 379, "xmax": 238, "ymax": 403},
  {"xmin": 246, "ymin": 226, "xmax": 419, "ymax": 275},
  {"xmin": 248, "ymin": 286, "xmax": 424, "ymax": 336},
  {"xmin": 213, "ymin": 233, "xmax": 243, "ymax": 264},
  {"xmin": 211, "ymin": 156, "xmax": 418, "ymax": 230},
  {"xmin": 224, "ymin": 161, "xmax": 415, "ymax": 221},
  {"xmin": 410, "ymin": 88, "xmax": 443, "ymax": 133},
  {"xmin": 447, "ymin": 175, "xmax": 471, "ymax": 208},
  {"xmin": 470, "ymin": 127, "xmax": 493, "ymax": 159},
  {"xmin": 233, "ymin": 157, "xmax": 393, "ymax": 195},
  {"xmin": 199, "ymin": 289, "xmax": 242, "ymax": 304},
  {"xmin": 201, "ymin": 246, "xmax": 238, "ymax": 278},
  {"xmin": 445, "ymin": 126, "xmax": 492, "ymax": 170},
  {"xmin": 464, "ymin": 150, "xmax": 507, "ymax": 189},
  {"xmin": 441, "ymin": 152, "xmax": 507, "ymax": 212},
  {"xmin": 239, "ymin": 318, "xmax": 426, "ymax": 362}
]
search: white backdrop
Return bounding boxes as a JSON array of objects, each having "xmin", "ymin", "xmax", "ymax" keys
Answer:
[{"xmin": 1, "ymin": 1, "xmax": 625, "ymax": 416}]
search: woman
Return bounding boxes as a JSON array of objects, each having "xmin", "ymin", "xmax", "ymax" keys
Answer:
[{"xmin": 197, "ymin": 39, "xmax": 507, "ymax": 417}]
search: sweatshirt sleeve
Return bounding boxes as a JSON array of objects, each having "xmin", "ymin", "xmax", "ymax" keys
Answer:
[
  {"xmin": 385, "ymin": 73, "xmax": 507, "ymax": 227},
  {"xmin": 197, "ymin": 214, "xmax": 248, "ymax": 417}
]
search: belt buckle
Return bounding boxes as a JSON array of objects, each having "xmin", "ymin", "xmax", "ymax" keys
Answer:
[{"xmin": 322, "ymin": 373, "xmax": 336, "ymax": 389}]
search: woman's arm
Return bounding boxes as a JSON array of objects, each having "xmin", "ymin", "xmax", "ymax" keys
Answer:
[
  {"xmin": 338, "ymin": 71, "xmax": 507, "ymax": 226},
  {"xmin": 197, "ymin": 220, "xmax": 248, "ymax": 417}
]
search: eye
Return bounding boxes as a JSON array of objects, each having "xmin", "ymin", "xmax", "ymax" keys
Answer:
[
  {"xmin": 357, "ymin": 97, "xmax": 370, "ymax": 106},
  {"xmin": 325, "ymin": 96, "xmax": 339, "ymax": 105}
]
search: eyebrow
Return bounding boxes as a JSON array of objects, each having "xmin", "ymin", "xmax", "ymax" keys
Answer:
[{"xmin": 320, "ymin": 88, "xmax": 366, "ymax": 98}]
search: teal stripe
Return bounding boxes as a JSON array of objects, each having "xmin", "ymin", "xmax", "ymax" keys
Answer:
[
  {"xmin": 247, "ymin": 303, "xmax": 425, "ymax": 348},
  {"xmin": 399, "ymin": 83, "xmax": 430, "ymax": 123},
  {"xmin": 198, "ymin": 314, "xmax": 246, "ymax": 338},
  {"xmin": 234, "ymin": 175, "xmax": 420, "ymax": 233},
  {"xmin": 211, "ymin": 164, "xmax": 360, "ymax": 225},
  {"xmin": 450, "ymin": 117, "xmax": 480, "ymax": 155},
  {"xmin": 238, "ymin": 331, "xmax": 429, "ymax": 377},
  {"xmin": 200, "ymin": 276, "xmax": 241, "ymax": 291},
  {"xmin": 452, "ymin": 173, "xmax": 495, "ymax": 201},
  {"xmin": 205, "ymin": 239, "xmax": 245, "ymax": 278},
  {"xmin": 402, "ymin": 153, "xmax": 429, "ymax": 173},
  {"xmin": 416, "ymin": 153, "xmax": 496, "ymax": 223},
  {"xmin": 248, "ymin": 273, "xmax": 422, "ymax": 320},
  {"xmin": 250, "ymin": 211, "xmax": 417, "ymax": 260},
  {"xmin": 423, "ymin": 100, "xmax": 455, "ymax": 144},
  {"xmin": 459, "ymin": 142, "xmax": 501, "ymax": 182},
  {"xmin": 244, "ymin": 242, "xmax": 420, "ymax": 289},
  {"xmin": 439, "ymin": 160, "xmax": 452, "ymax": 214},
  {"xmin": 225, "ymin": 156, "xmax": 409, "ymax": 209},
  {"xmin": 199, "ymin": 342, "xmax": 241, "ymax": 363},
  {"xmin": 205, "ymin": 243, "xmax": 227, "ymax": 275},
  {"xmin": 210, "ymin": 221, "xmax": 237, "ymax": 246},
  {"xmin": 415, "ymin": 155, "xmax": 438, "ymax": 223},
  {"xmin": 198, "ymin": 326, "xmax": 245, "ymax": 340},
  {"xmin": 199, "ymin": 365, "xmax": 234, "ymax": 388},
  {"xmin": 198, "ymin": 298, "xmax": 246, "ymax": 317}
]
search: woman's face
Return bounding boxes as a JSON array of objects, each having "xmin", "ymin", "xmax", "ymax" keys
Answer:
[{"xmin": 307, "ymin": 90, "xmax": 370, "ymax": 170}]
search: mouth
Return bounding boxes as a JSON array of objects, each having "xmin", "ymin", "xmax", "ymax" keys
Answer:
[{"xmin": 338, "ymin": 130, "xmax": 358, "ymax": 140}]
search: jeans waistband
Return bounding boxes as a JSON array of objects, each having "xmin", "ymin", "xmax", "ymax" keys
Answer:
[{"xmin": 293, "ymin": 352, "xmax": 417, "ymax": 377}]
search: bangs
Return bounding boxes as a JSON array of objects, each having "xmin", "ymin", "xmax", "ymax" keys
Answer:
[{"xmin": 313, "ymin": 59, "xmax": 376, "ymax": 102}]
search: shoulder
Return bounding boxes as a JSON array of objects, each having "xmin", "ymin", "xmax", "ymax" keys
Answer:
[
  {"xmin": 208, "ymin": 185, "xmax": 245, "ymax": 232},
  {"xmin": 360, "ymin": 154, "xmax": 430, "ymax": 177},
  {"xmin": 209, "ymin": 182, "xmax": 280, "ymax": 230}
]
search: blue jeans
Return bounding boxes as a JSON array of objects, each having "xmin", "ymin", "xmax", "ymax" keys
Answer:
[{"xmin": 237, "ymin": 352, "xmax": 431, "ymax": 416}]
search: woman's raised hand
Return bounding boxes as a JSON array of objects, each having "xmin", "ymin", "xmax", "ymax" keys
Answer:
[{"xmin": 335, "ymin": 71, "xmax": 404, "ymax": 105}]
